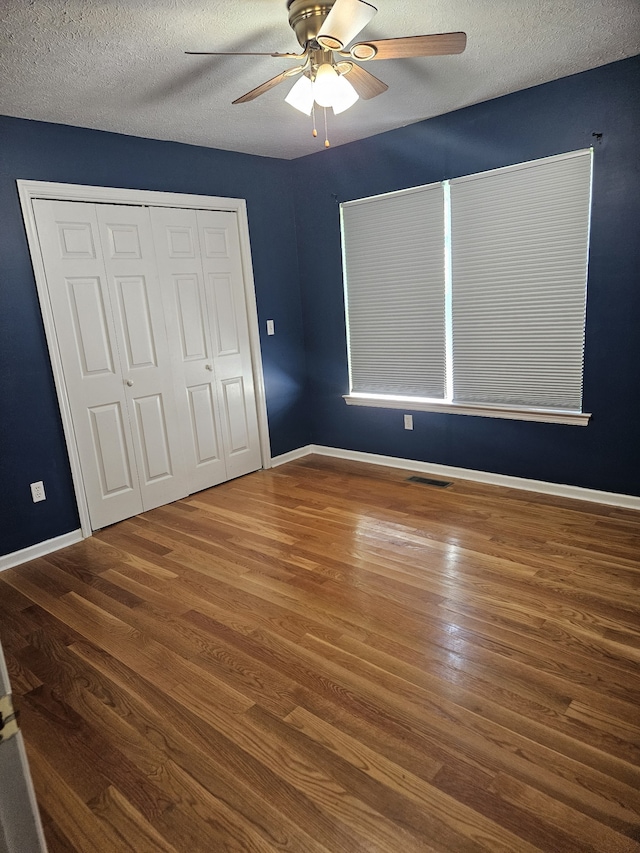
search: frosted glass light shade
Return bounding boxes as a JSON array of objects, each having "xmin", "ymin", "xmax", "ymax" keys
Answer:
[
  {"xmin": 285, "ymin": 74, "xmax": 314, "ymax": 115},
  {"xmin": 313, "ymin": 63, "xmax": 340, "ymax": 108},
  {"xmin": 331, "ymin": 73, "xmax": 359, "ymax": 114}
]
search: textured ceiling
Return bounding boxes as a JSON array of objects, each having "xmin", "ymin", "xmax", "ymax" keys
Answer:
[{"xmin": 1, "ymin": 1, "xmax": 639, "ymax": 160}]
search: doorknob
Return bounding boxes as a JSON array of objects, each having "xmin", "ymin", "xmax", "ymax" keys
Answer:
[
  {"xmin": 125, "ymin": 379, "xmax": 134, "ymax": 386},
  {"xmin": 205, "ymin": 364, "xmax": 213, "ymax": 371}
]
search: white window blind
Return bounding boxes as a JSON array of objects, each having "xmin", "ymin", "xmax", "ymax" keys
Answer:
[
  {"xmin": 450, "ymin": 150, "xmax": 592, "ymax": 410},
  {"xmin": 342, "ymin": 184, "xmax": 446, "ymax": 398},
  {"xmin": 341, "ymin": 149, "xmax": 593, "ymax": 424}
]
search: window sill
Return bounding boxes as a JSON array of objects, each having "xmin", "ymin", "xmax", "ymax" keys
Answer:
[{"xmin": 343, "ymin": 395, "xmax": 591, "ymax": 426}]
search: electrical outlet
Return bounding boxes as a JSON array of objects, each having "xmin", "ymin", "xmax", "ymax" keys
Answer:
[
  {"xmin": 404, "ymin": 414, "xmax": 413, "ymax": 430},
  {"xmin": 266, "ymin": 319, "xmax": 275, "ymax": 335},
  {"xmin": 30, "ymin": 481, "xmax": 46, "ymax": 502}
]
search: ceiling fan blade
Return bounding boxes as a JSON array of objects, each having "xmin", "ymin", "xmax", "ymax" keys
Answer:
[
  {"xmin": 348, "ymin": 32, "xmax": 467, "ymax": 61},
  {"xmin": 232, "ymin": 68, "xmax": 301, "ymax": 104},
  {"xmin": 317, "ymin": 0, "xmax": 377, "ymax": 51},
  {"xmin": 340, "ymin": 62, "xmax": 388, "ymax": 100},
  {"xmin": 186, "ymin": 51, "xmax": 303, "ymax": 58}
]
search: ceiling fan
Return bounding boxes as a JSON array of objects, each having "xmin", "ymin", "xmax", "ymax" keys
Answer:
[{"xmin": 187, "ymin": 0, "xmax": 467, "ymax": 146}]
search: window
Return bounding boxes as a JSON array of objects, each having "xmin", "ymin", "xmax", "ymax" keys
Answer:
[{"xmin": 341, "ymin": 150, "xmax": 593, "ymax": 425}]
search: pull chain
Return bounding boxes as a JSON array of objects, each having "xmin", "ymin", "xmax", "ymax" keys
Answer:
[
  {"xmin": 324, "ymin": 107, "xmax": 330, "ymax": 148},
  {"xmin": 311, "ymin": 103, "xmax": 318, "ymax": 138}
]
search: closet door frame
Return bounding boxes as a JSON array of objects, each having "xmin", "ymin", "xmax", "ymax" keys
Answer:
[{"xmin": 18, "ymin": 179, "xmax": 271, "ymax": 538}]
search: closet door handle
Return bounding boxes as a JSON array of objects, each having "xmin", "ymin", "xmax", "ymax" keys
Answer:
[
  {"xmin": 125, "ymin": 379, "xmax": 134, "ymax": 387},
  {"xmin": 205, "ymin": 364, "xmax": 213, "ymax": 371}
]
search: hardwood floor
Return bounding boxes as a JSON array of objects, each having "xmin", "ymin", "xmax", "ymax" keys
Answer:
[{"xmin": 1, "ymin": 454, "xmax": 640, "ymax": 852}]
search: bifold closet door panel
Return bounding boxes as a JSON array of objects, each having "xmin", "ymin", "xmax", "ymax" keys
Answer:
[
  {"xmin": 95, "ymin": 205, "xmax": 189, "ymax": 511},
  {"xmin": 151, "ymin": 206, "xmax": 262, "ymax": 487},
  {"xmin": 196, "ymin": 209, "xmax": 262, "ymax": 481},
  {"xmin": 150, "ymin": 206, "xmax": 228, "ymax": 492},
  {"xmin": 32, "ymin": 199, "xmax": 144, "ymax": 529}
]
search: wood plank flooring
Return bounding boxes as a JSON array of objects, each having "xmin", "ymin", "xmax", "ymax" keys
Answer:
[{"xmin": 1, "ymin": 454, "xmax": 640, "ymax": 852}]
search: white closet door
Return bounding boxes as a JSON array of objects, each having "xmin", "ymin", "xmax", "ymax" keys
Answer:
[
  {"xmin": 197, "ymin": 209, "xmax": 261, "ymax": 480},
  {"xmin": 150, "ymin": 206, "xmax": 227, "ymax": 492},
  {"xmin": 33, "ymin": 199, "xmax": 143, "ymax": 529},
  {"xmin": 33, "ymin": 198, "xmax": 262, "ymax": 531},
  {"xmin": 95, "ymin": 205, "xmax": 189, "ymax": 511},
  {"xmin": 151, "ymin": 207, "xmax": 261, "ymax": 485}
]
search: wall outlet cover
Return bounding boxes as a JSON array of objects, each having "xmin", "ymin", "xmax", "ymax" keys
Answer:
[{"xmin": 30, "ymin": 481, "xmax": 46, "ymax": 502}]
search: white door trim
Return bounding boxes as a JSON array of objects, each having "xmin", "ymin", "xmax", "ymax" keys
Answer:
[{"xmin": 17, "ymin": 180, "xmax": 272, "ymax": 539}]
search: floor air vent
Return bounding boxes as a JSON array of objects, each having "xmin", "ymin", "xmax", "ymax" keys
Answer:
[{"xmin": 407, "ymin": 476, "xmax": 452, "ymax": 488}]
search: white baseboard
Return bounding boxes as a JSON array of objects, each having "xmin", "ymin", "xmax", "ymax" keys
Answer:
[
  {"xmin": 0, "ymin": 529, "xmax": 84, "ymax": 572},
  {"xmin": 270, "ymin": 446, "xmax": 315, "ymax": 467},
  {"xmin": 271, "ymin": 445, "xmax": 640, "ymax": 511}
]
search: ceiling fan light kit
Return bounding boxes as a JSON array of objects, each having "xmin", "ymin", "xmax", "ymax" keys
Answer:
[
  {"xmin": 186, "ymin": 0, "xmax": 467, "ymax": 149},
  {"xmin": 286, "ymin": 58, "xmax": 359, "ymax": 113}
]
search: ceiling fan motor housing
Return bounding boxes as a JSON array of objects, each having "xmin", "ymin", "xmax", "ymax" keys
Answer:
[{"xmin": 287, "ymin": 0, "xmax": 335, "ymax": 47}]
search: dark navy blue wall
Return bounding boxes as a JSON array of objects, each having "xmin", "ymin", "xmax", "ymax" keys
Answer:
[
  {"xmin": 291, "ymin": 56, "xmax": 640, "ymax": 498},
  {"xmin": 0, "ymin": 117, "xmax": 309, "ymax": 557},
  {"xmin": 2, "ymin": 56, "xmax": 639, "ymax": 560}
]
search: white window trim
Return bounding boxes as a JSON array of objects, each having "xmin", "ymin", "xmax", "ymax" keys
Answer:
[{"xmin": 343, "ymin": 393, "xmax": 591, "ymax": 426}]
